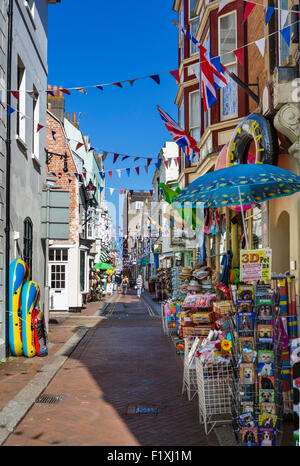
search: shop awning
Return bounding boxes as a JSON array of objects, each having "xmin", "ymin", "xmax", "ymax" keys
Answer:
[{"xmin": 99, "ymin": 250, "xmax": 110, "ymax": 262}]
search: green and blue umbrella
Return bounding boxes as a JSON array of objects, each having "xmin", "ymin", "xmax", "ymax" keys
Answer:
[{"xmin": 173, "ymin": 163, "xmax": 300, "ymax": 249}]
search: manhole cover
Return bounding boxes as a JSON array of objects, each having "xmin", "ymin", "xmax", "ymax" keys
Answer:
[{"xmin": 36, "ymin": 394, "xmax": 66, "ymax": 404}]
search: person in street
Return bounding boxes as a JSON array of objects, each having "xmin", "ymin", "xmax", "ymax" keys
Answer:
[
  {"xmin": 121, "ymin": 275, "xmax": 129, "ymax": 294},
  {"xmin": 136, "ymin": 274, "xmax": 143, "ymax": 298}
]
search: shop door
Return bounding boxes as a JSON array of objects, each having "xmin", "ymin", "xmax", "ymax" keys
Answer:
[{"xmin": 49, "ymin": 262, "xmax": 68, "ymax": 310}]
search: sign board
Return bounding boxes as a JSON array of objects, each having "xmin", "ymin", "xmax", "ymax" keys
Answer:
[
  {"xmin": 41, "ymin": 190, "xmax": 70, "ymax": 240},
  {"xmin": 240, "ymin": 248, "xmax": 272, "ymax": 281}
]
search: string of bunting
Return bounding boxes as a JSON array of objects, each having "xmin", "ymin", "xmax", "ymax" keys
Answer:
[{"xmin": 5, "ymin": 2, "xmax": 300, "ymax": 97}]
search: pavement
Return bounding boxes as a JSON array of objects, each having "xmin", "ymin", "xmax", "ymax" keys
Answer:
[{"xmin": 0, "ymin": 288, "xmax": 239, "ymax": 446}]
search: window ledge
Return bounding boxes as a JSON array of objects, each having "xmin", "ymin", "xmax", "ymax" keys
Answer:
[
  {"xmin": 15, "ymin": 134, "xmax": 27, "ymax": 153},
  {"xmin": 31, "ymin": 152, "xmax": 41, "ymax": 166},
  {"xmin": 23, "ymin": 1, "xmax": 36, "ymax": 30}
]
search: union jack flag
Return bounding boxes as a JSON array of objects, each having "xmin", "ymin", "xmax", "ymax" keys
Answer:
[
  {"xmin": 157, "ymin": 105, "xmax": 200, "ymax": 152},
  {"xmin": 198, "ymin": 44, "xmax": 227, "ymax": 112}
]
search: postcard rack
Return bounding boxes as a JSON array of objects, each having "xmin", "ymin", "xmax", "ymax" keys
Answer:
[{"xmin": 230, "ymin": 284, "xmax": 284, "ymax": 447}]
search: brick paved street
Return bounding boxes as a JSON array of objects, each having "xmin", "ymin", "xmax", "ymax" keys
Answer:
[{"xmin": 3, "ymin": 291, "xmax": 218, "ymax": 446}]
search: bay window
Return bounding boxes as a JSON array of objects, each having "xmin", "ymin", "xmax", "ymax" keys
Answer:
[{"xmin": 189, "ymin": 90, "xmax": 200, "ymax": 142}]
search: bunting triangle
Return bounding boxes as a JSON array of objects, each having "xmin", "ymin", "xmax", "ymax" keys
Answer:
[
  {"xmin": 129, "ymin": 79, "xmax": 136, "ymax": 86},
  {"xmin": 46, "ymin": 90, "xmax": 55, "ymax": 96},
  {"xmin": 61, "ymin": 89, "xmax": 71, "ymax": 95},
  {"xmin": 120, "ymin": 189, "xmax": 124, "ymax": 195},
  {"xmin": 147, "ymin": 158, "xmax": 152, "ymax": 167},
  {"xmin": 150, "ymin": 74, "xmax": 160, "ymax": 85},
  {"xmin": 255, "ymin": 37, "xmax": 265, "ymax": 57},
  {"xmin": 100, "ymin": 187, "xmax": 104, "ymax": 193},
  {"xmin": 234, "ymin": 48, "xmax": 244, "ymax": 65},
  {"xmin": 110, "ymin": 188, "xmax": 114, "ymax": 195},
  {"xmin": 122, "ymin": 155, "xmax": 129, "ymax": 161},
  {"xmin": 76, "ymin": 88, "xmax": 87, "ymax": 94},
  {"xmin": 243, "ymin": 2, "xmax": 255, "ymax": 23},
  {"xmin": 280, "ymin": 9, "xmax": 289, "ymax": 28},
  {"xmin": 116, "ymin": 169, "xmax": 121, "ymax": 178},
  {"xmin": 108, "ymin": 170, "xmax": 113, "ymax": 179},
  {"xmin": 265, "ymin": 6, "xmax": 274, "ymax": 25},
  {"xmin": 36, "ymin": 123, "xmax": 44, "ymax": 132},
  {"xmin": 113, "ymin": 82, "xmax": 123, "ymax": 88},
  {"xmin": 96, "ymin": 85, "xmax": 103, "ymax": 91},
  {"xmin": 7, "ymin": 105, "xmax": 16, "ymax": 116},
  {"xmin": 134, "ymin": 157, "xmax": 140, "ymax": 162},
  {"xmin": 113, "ymin": 153, "xmax": 119, "ymax": 163},
  {"xmin": 169, "ymin": 69, "xmax": 180, "ymax": 82},
  {"xmin": 280, "ymin": 25, "xmax": 291, "ymax": 46},
  {"xmin": 11, "ymin": 91, "xmax": 19, "ymax": 100},
  {"xmin": 144, "ymin": 165, "xmax": 149, "ymax": 173},
  {"xmin": 164, "ymin": 160, "xmax": 168, "ymax": 169},
  {"xmin": 76, "ymin": 142, "xmax": 84, "ymax": 150},
  {"xmin": 126, "ymin": 168, "xmax": 130, "ymax": 176},
  {"xmin": 135, "ymin": 166, "xmax": 140, "ymax": 175}
]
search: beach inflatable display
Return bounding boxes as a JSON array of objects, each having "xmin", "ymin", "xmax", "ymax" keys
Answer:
[
  {"xmin": 9, "ymin": 259, "xmax": 47, "ymax": 358},
  {"xmin": 21, "ymin": 281, "xmax": 39, "ymax": 358},
  {"xmin": 225, "ymin": 114, "xmax": 278, "ymax": 212},
  {"xmin": 32, "ymin": 305, "xmax": 48, "ymax": 357},
  {"xmin": 9, "ymin": 259, "xmax": 29, "ymax": 356}
]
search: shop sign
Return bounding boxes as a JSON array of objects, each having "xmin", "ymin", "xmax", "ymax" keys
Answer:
[{"xmin": 240, "ymin": 248, "xmax": 272, "ymax": 281}]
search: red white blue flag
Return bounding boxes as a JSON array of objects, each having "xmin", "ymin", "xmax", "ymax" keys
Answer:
[
  {"xmin": 198, "ymin": 45, "xmax": 227, "ymax": 112},
  {"xmin": 157, "ymin": 105, "xmax": 199, "ymax": 152}
]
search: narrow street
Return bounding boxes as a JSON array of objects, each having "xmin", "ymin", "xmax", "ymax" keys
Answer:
[{"xmin": 2, "ymin": 291, "xmax": 218, "ymax": 447}]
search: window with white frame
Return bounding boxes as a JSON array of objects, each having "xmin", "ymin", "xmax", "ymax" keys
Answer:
[
  {"xmin": 87, "ymin": 219, "xmax": 94, "ymax": 240},
  {"xmin": 278, "ymin": 0, "xmax": 290, "ymax": 65},
  {"xmin": 189, "ymin": 90, "xmax": 200, "ymax": 142},
  {"xmin": 17, "ymin": 57, "xmax": 26, "ymax": 142},
  {"xmin": 189, "ymin": 0, "xmax": 199, "ymax": 56},
  {"xmin": 179, "ymin": 98, "xmax": 184, "ymax": 128},
  {"xmin": 218, "ymin": 12, "xmax": 238, "ymax": 120}
]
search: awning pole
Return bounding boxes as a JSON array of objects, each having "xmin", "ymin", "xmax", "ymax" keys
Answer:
[{"xmin": 238, "ymin": 186, "xmax": 250, "ymax": 250}]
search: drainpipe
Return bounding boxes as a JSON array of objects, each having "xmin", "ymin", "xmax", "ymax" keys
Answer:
[{"xmin": 5, "ymin": 0, "xmax": 13, "ymax": 356}]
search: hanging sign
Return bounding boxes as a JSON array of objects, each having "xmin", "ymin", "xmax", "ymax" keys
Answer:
[{"xmin": 240, "ymin": 248, "xmax": 272, "ymax": 281}]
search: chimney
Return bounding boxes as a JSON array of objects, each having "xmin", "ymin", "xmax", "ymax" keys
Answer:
[
  {"xmin": 66, "ymin": 112, "xmax": 70, "ymax": 121},
  {"xmin": 72, "ymin": 112, "xmax": 79, "ymax": 129},
  {"xmin": 47, "ymin": 84, "xmax": 65, "ymax": 122}
]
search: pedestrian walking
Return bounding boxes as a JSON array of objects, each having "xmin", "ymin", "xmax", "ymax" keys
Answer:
[
  {"xmin": 121, "ymin": 275, "xmax": 129, "ymax": 295},
  {"xmin": 136, "ymin": 274, "xmax": 143, "ymax": 298}
]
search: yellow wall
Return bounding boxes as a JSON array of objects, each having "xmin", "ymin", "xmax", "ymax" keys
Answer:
[{"xmin": 269, "ymin": 154, "xmax": 300, "ymax": 304}]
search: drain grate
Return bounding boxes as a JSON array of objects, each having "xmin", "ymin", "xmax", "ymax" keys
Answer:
[
  {"xmin": 36, "ymin": 394, "xmax": 66, "ymax": 404},
  {"xmin": 127, "ymin": 405, "xmax": 158, "ymax": 415}
]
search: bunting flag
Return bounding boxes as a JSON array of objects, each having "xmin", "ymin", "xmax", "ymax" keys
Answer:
[
  {"xmin": 150, "ymin": 74, "xmax": 160, "ymax": 85},
  {"xmin": 255, "ymin": 37, "xmax": 266, "ymax": 57},
  {"xmin": 134, "ymin": 157, "xmax": 140, "ymax": 162},
  {"xmin": 109, "ymin": 188, "xmax": 114, "ymax": 195},
  {"xmin": 265, "ymin": 6, "xmax": 274, "ymax": 25},
  {"xmin": 100, "ymin": 171, "xmax": 105, "ymax": 179},
  {"xmin": 147, "ymin": 158, "xmax": 152, "ymax": 167},
  {"xmin": 108, "ymin": 170, "xmax": 113, "ymax": 179},
  {"xmin": 11, "ymin": 90, "xmax": 19, "ymax": 100},
  {"xmin": 88, "ymin": 147, "xmax": 95, "ymax": 151},
  {"xmin": 243, "ymin": 2, "xmax": 255, "ymax": 23},
  {"xmin": 120, "ymin": 189, "xmax": 124, "ymax": 195},
  {"xmin": 185, "ymin": 155, "xmax": 190, "ymax": 165},
  {"xmin": 7, "ymin": 105, "xmax": 16, "ymax": 116},
  {"xmin": 76, "ymin": 142, "xmax": 84, "ymax": 150},
  {"xmin": 129, "ymin": 79, "xmax": 136, "ymax": 86},
  {"xmin": 164, "ymin": 160, "xmax": 168, "ymax": 169},
  {"xmin": 96, "ymin": 85, "xmax": 103, "ymax": 91},
  {"xmin": 155, "ymin": 159, "xmax": 162, "ymax": 170},
  {"xmin": 281, "ymin": 25, "xmax": 291, "ymax": 46},
  {"xmin": 126, "ymin": 168, "xmax": 130, "ymax": 176},
  {"xmin": 116, "ymin": 169, "xmax": 121, "ymax": 178},
  {"xmin": 129, "ymin": 190, "xmax": 134, "ymax": 196},
  {"xmin": 144, "ymin": 165, "xmax": 149, "ymax": 174},
  {"xmin": 36, "ymin": 123, "xmax": 44, "ymax": 132},
  {"xmin": 135, "ymin": 166, "xmax": 140, "ymax": 175},
  {"xmin": 177, "ymin": 156, "xmax": 181, "ymax": 166},
  {"xmin": 74, "ymin": 173, "xmax": 79, "ymax": 180},
  {"xmin": 113, "ymin": 82, "xmax": 123, "ymax": 88},
  {"xmin": 76, "ymin": 87, "xmax": 87, "ymax": 94},
  {"xmin": 113, "ymin": 153, "xmax": 119, "ymax": 163},
  {"xmin": 169, "ymin": 69, "xmax": 180, "ymax": 82},
  {"xmin": 149, "ymin": 190, "xmax": 153, "ymax": 196},
  {"xmin": 46, "ymin": 89, "xmax": 55, "ymax": 96},
  {"xmin": 51, "ymin": 130, "xmax": 56, "ymax": 140},
  {"xmin": 121, "ymin": 155, "xmax": 130, "ymax": 161},
  {"xmin": 100, "ymin": 187, "xmax": 104, "ymax": 193},
  {"xmin": 61, "ymin": 89, "xmax": 71, "ymax": 95},
  {"xmin": 234, "ymin": 47, "xmax": 244, "ymax": 65},
  {"xmin": 102, "ymin": 151, "xmax": 108, "ymax": 160},
  {"xmin": 281, "ymin": 9, "xmax": 289, "ymax": 27}
]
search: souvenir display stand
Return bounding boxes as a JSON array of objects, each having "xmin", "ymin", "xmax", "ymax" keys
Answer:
[
  {"xmin": 230, "ymin": 283, "xmax": 285, "ymax": 446},
  {"xmin": 182, "ymin": 337, "xmax": 198, "ymax": 401}
]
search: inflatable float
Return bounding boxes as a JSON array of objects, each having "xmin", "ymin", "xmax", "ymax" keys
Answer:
[
  {"xmin": 21, "ymin": 281, "xmax": 39, "ymax": 358},
  {"xmin": 9, "ymin": 259, "xmax": 29, "ymax": 356}
]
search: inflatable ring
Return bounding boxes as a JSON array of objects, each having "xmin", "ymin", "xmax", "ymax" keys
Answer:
[{"xmin": 226, "ymin": 114, "xmax": 278, "ymax": 211}]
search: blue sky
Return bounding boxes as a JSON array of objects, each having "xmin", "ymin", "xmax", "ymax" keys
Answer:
[{"xmin": 47, "ymin": 0, "xmax": 179, "ymax": 233}]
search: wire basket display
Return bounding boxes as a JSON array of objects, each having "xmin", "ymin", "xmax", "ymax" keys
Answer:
[
  {"xmin": 196, "ymin": 358, "xmax": 233, "ymax": 435},
  {"xmin": 182, "ymin": 337, "xmax": 198, "ymax": 401}
]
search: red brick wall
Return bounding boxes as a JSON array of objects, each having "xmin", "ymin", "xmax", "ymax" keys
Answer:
[{"xmin": 46, "ymin": 110, "xmax": 80, "ymax": 244}]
